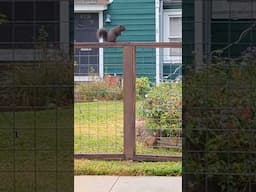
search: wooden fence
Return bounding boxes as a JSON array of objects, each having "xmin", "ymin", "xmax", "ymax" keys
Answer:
[{"xmin": 74, "ymin": 42, "xmax": 182, "ymax": 161}]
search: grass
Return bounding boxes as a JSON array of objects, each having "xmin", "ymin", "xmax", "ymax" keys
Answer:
[
  {"xmin": 75, "ymin": 101, "xmax": 123, "ymax": 153},
  {"xmin": 0, "ymin": 108, "xmax": 73, "ymax": 191},
  {"xmin": 74, "ymin": 101, "xmax": 181, "ymax": 156},
  {"xmin": 75, "ymin": 159, "xmax": 182, "ymax": 176},
  {"xmin": 74, "ymin": 100, "xmax": 181, "ymax": 176},
  {"xmin": 0, "ymin": 100, "xmax": 181, "ymax": 179}
]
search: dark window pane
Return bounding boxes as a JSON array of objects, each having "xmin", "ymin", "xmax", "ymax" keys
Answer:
[
  {"xmin": 14, "ymin": 2, "xmax": 34, "ymax": 21},
  {"xmin": 0, "ymin": 24, "xmax": 12, "ymax": 42},
  {"xmin": 14, "ymin": 24, "xmax": 34, "ymax": 48},
  {"xmin": 15, "ymin": 24, "xmax": 34, "ymax": 42},
  {"xmin": 74, "ymin": 13, "xmax": 99, "ymax": 42},
  {"xmin": 35, "ymin": 2, "xmax": 59, "ymax": 21}
]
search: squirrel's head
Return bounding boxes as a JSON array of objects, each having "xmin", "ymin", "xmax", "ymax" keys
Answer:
[{"xmin": 119, "ymin": 25, "xmax": 126, "ymax": 31}]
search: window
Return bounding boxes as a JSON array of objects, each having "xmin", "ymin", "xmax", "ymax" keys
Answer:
[
  {"xmin": 169, "ymin": 17, "xmax": 181, "ymax": 37},
  {"xmin": 163, "ymin": 10, "xmax": 182, "ymax": 63},
  {"xmin": 0, "ymin": 1, "xmax": 60, "ymax": 49},
  {"xmin": 74, "ymin": 13, "xmax": 99, "ymax": 77}
]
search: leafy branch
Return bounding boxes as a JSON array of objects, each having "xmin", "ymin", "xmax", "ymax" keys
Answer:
[
  {"xmin": 0, "ymin": 13, "xmax": 7, "ymax": 24},
  {"xmin": 210, "ymin": 21, "xmax": 256, "ymax": 57}
]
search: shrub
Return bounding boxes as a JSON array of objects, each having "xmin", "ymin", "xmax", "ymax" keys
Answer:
[
  {"xmin": 140, "ymin": 82, "xmax": 182, "ymax": 136},
  {"xmin": 0, "ymin": 59, "xmax": 73, "ymax": 108},
  {"xmin": 75, "ymin": 80, "xmax": 123, "ymax": 102},
  {"xmin": 184, "ymin": 47, "xmax": 256, "ymax": 191},
  {"xmin": 136, "ymin": 76, "xmax": 151, "ymax": 100}
]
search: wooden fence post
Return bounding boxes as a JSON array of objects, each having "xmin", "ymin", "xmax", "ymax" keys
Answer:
[{"xmin": 123, "ymin": 45, "xmax": 136, "ymax": 160}]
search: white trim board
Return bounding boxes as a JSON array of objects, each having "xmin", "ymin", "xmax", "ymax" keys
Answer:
[
  {"xmin": 74, "ymin": 4, "xmax": 108, "ymax": 13},
  {"xmin": 74, "ymin": 76, "xmax": 101, "ymax": 82},
  {"xmin": 155, "ymin": 0, "xmax": 160, "ymax": 84},
  {"xmin": 99, "ymin": 11, "xmax": 104, "ymax": 79}
]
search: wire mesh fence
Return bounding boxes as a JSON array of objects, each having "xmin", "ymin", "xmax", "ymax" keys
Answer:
[
  {"xmin": 74, "ymin": 47, "xmax": 124, "ymax": 154},
  {"xmin": 134, "ymin": 47, "xmax": 182, "ymax": 157},
  {"xmin": 74, "ymin": 42, "xmax": 182, "ymax": 160},
  {"xmin": 75, "ymin": 94, "xmax": 124, "ymax": 154},
  {"xmin": 182, "ymin": 1, "xmax": 256, "ymax": 191}
]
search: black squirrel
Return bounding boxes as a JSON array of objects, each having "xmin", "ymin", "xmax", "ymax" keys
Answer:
[{"xmin": 97, "ymin": 25, "xmax": 126, "ymax": 42}]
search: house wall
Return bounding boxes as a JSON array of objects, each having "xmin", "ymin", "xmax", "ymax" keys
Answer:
[{"xmin": 103, "ymin": 0, "xmax": 156, "ymax": 82}]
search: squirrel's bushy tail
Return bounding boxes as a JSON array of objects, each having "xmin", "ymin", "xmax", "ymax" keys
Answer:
[{"xmin": 97, "ymin": 28, "xmax": 108, "ymax": 41}]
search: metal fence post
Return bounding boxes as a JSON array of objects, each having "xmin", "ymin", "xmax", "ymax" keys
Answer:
[{"xmin": 123, "ymin": 45, "xmax": 136, "ymax": 160}]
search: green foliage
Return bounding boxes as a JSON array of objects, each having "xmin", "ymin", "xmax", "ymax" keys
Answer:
[
  {"xmin": 0, "ymin": 62, "xmax": 73, "ymax": 108},
  {"xmin": 0, "ymin": 13, "xmax": 7, "ymax": 24},
  {"xmin": 140, "ymin": 82, "xmax": 182, "ymax": 136},
  {"xmin": 75, "ymin": 81, "xmax": 123, "ymax": 101},
  {"xmin": 136, "ymin": 76, "xmax": 151, "ymax": 99},
  {"xmin": 184, "ymin": 47, "xmax": 256, "ymax": 191},
  {"xmin": 36, "ymin": 25, "xmax": 49, "ymax": 58}
]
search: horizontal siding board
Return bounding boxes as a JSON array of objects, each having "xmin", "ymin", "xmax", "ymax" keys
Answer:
[
  {"xmin": 110, "ymin": 4, "xmax": 154, "ymax": 9},
  {"xmin": 117, "ymin": 31, "xmax": 155, "ymax": 36},
  {"xmin": 107, "ymin": 20, "xmax": 155, "ymax": 25},
  {"xmin": 109, "ymin": 10, "xmax": 154, "ymax": 14},
  {"xmin": 110, "ymin": 16, "xmax": 155, "ymax": 21},
  {"xmin": 115, "ymin": 0, "xmax": 153, "ymax": 2}
]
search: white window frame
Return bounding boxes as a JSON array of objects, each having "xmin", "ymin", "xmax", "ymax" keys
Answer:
[{"xmin": 163, "ymin": 9, "xmax": 182, "ymax": 64}]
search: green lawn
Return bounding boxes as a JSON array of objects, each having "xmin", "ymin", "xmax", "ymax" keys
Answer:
[
  {"xmin": 74, "ymin": 100, "xmax": 182, "ymax": 176},
  {"xmin": 74, "ymin": 101, "xmax": 181, "ymax": 156},
  {"xmin": 75, "ymin": 159, "xmax": 182, "ymax": 176},
  {"xmin": 0, "ymin": 108, "xmax": 73, "ymax": 191},
  {"xmin": 0, "ymin": 101, "xmax": 181, "ymax": 180}
]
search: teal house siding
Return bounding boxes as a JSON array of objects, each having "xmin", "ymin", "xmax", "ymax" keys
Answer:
[{"xmin": 103, "ymin": 0, "xmax": 156, "ymax": 81}]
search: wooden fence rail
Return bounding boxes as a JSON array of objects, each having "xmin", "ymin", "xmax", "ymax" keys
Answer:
[{"xmin": 74, "ymin": 42, "xmax": 182, "ymax": 48}]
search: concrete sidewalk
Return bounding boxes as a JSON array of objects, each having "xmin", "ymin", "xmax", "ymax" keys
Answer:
[{"xmin": 74, "ymin": 176, "xmax": 182, "ymax": 192}]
